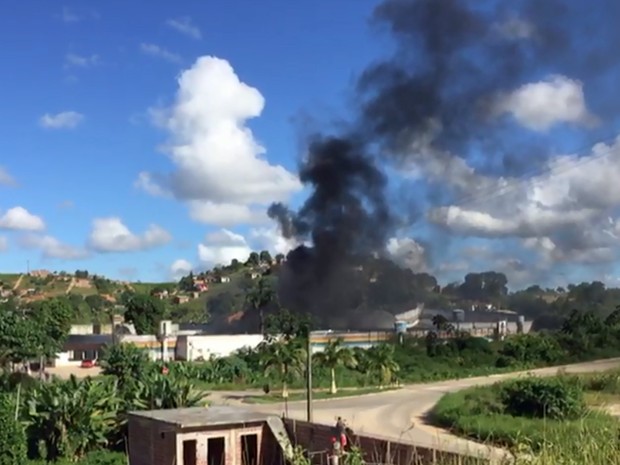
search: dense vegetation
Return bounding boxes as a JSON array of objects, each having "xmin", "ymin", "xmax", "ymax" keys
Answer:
[
  {"xmin": 0, "ymin": 294, "xmax": 620, "ymax": 462},
  {"xmin": 4, "ymin": 258, "xmax": 620, "ymax": 333},
  {"xmin": 430, "ymin": 370, "xmax": 620, "ymax": 459}
]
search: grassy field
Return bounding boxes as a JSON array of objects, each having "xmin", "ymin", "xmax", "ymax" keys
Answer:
[
  {"xmin": 68, "ymin": 286, "xmax": 98, "ymax": 296},
  {"xmin": 131, "ymin": 282, "xmax": 175, "ymax": 294},
  {"xmin": 0, "ymin": 273, "xmax": 21, "ymax": 288},
  {"xmin": 429, "ymin": 370, "xmax": 620, "ymax": 459},
  {"xmin": 242, "ymin": 386, "xmax": 398, "ymax": 404}
]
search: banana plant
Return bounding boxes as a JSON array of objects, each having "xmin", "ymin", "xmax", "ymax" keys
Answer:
[
  {"xmin": 25, "ymin": 375, "xmax": 120, "ymax": 461},
  {"xmin": 132, "ymin": 372, "xmax": 209, "ymax": 410}
]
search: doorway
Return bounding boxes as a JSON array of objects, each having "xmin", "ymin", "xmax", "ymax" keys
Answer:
[
  {"xmin": 241, "ymin": 434, "xmax": 258, "ymax": 465},
  {"xmin": 183, "ymin": 440, "xmax": 197, "ymax": 465},
  {"xmin": 207, "ymin": 437, "xmax": 225, "ymax": 465}
]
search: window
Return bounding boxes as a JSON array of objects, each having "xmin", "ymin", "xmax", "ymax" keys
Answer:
[
  {"xmin": 183, "ymin": 440, "xmax": 197, "ymax": 465},
  {"xmin": 241, "ymin": 434, "xmax": 258, "ymax": 465},
  {"xmin": 207, "ymin": 437, "xmax": 225, "ymax": 465}
]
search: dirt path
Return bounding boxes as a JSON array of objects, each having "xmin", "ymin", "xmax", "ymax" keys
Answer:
[
  {"xmin": 65, "ymin": 277, "xmax": 76, "ymax": 294},
  {"xmin": 12, "ymin": 273, "xmax": 24, "ymax": 291}
]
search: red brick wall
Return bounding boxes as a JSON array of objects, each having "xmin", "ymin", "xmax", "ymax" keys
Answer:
[{"xmin": 283, "ymin": 419, "xmax": 468, "ymax": 465}]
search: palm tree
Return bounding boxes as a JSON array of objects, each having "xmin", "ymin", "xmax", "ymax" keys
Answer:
[
  {"xmin": 313, "ymin": 339, "xmax": 356, "ymax": 394},
  {"xmin": 432, "ymin": 314, "xmax": 449, "ymax": 331},
  {"xmin": 246, "ymin": 277, "xmax": 276, "ymax": 334},
  {"xmin": 366, "ymin": 344, "xmax": 400, "ymax": 387},
  {"xmin": 258, "ymin": 340, "xmax": 305, "ymax": 399}
]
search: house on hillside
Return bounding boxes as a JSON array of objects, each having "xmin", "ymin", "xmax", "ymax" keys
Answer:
[
  {"xmin": 152, "ymin": 289, "xmax": 169, "ymax": 300},
  {"xmin": 192, "ymin": 278, "xmax": 209, "ymax": 292},
  {"xmin": 30, "ymin": 269, "xmax": 52, "ymax": 278},
  {"xmin": 247, "ymin": 271, "xmax": 261, "ymax": 280},
  {"xmin": 174, "ymin": 295, "xmax": 190, "ymax": 304},
  {"xmin": 218, "ymin": 276, "xmax": 231, "ymax": 283}
]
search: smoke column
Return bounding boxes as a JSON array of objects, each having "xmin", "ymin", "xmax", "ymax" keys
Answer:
[{"xmin": 270, "ymin": 0, "xmax": 620, "ymax": 328}]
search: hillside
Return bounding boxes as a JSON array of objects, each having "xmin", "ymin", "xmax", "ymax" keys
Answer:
[{"xmin": 2, "ymin": 258, "xmax": 619, "ymax": 333}]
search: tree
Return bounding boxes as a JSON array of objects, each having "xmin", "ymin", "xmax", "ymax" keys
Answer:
[
  {"xmin": 366, "ymin": 344, "xmax": 400, "ymax": 386},
  {"xmin": 100, "ymin": 344, "xmax": 149, "ymax": 388},
  {"xmin": 313, "ymin": 339, "xmax": 356, "ymax": 394},
  {"xmin": 178, "ymin": 272, "xmax": 195, "ymax": 293},
  {"xmin": 85, "ymin": 294, "xmax": 109, "ymax": 312},
  {"xmin": 30, "ymin": 298, "xmax": 73, "ymax": 361},
  {"xmin": 258, "ymin": 340, "xmax": 305, "ymax": 398},
  {"xmin": 246, "ymin": 252, "xmax": 260, "ymax": 267},
  {"xmin": 0, "ymin": 393, "xmax": 27, "ymax": 465},
  {"xmin": 124, "ymin": 294, "xmax": 167, "ymax": 335},
  {"xmin": 275, "ymin": 253, "xmax": 285, "ymax": 264},
  {"xmin": 259, "ymin": 250, "xmax": 272, "ymax": 264},
  {"xmin": 264, "ymin": 308, "xmax": 312, "ymax": 343},
  {"xmin": 0, "ymin": 309, "xmax": 40, "ymax": 367},
  {"xmin": 432, "ymin": 314, "xmax": 449, "ymax": 331},
  {"xmin": 246, "ymin": 277, "xmax": 276, "ymax": 334}
]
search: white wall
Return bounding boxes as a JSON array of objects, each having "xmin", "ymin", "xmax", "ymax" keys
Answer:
[{"xmin": 177, "ymin": 334, "xmax": 264, "ymax": 360}]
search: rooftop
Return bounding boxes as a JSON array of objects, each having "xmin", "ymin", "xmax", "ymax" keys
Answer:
[{"xmin": 128, "ymin": 405, "xmax": 274, "ymax": 429}]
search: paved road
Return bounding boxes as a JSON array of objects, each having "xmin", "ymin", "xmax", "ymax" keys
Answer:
[{"xmin": 212, "ymin": 358, "xmax": 620, "ymax": 461}]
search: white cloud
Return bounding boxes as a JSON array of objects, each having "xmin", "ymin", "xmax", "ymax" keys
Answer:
[
  {"xmin": 64, "ymin": 53, "xmax": 99, "ymax": 68},
  {"xmin": 19, "ymin": 234, "xmax": 89, "ymax": 260},
  {"xmin": 140, "ymin": 43, "xmax": 182, "ymax": 64},
  {"xmin": 249, "ymin": 226, "xmax": 299, "ymax": 256},
  {"xmin": 170, "ymin": 259, "xmax": 193, "ymax": 280},
  {"xmin": 426, "ymin": 135, "xmax": 620, "ymax": 265},
  {"xmin": 88, "ymin": 217, "xmax": 172, "ymax": 253},
  {"xmin": 386, "ymin": 237, "xmax": 428, "ymax": 271},
  {"xmin": 166, "ymin": 17, "xmax": 201, "ymax": 39},
  {"xmin": 198, "ymin": 229, "xmax": 252, "ymax": 267},
  {"xmin": 137, "ymin": 56, "xmax": 302, "ymax": 227},
  {"xmin": 0, "ymin": 207, "xmax": 45, "ymax": 231},
  {"xmin": 39, "ymin": 111, "xmax": 84, "ymax": 129},
  {"xmin": 0, "ymin": 167, "xmax": 16, "ymax": 187},
  {"xmin": 134, "ymin": 172, "xmax": 171, "ymax": 198},
  {"xmin": 59, "ymin": 7, "xmax": 99, "ymax": 23},
  {"xmin": 0, "ymin": 236, "xmax": 7, "ymax": 252},
  {"xmin": 188, "ymin": 201, "xmax": 268, "ymax": 227},
  {"xmin": 492, "ymin": 75, "xmax": 597, "ymax": 131}
]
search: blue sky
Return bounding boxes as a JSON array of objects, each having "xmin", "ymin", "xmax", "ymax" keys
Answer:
[{"xmin": 1, "ymin": 1, "xmax": 620, "ymax": 288}]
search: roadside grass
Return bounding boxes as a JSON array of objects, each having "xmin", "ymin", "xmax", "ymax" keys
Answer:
[
  {"xmin": 0, "ymin": 273, "xmax": 20, "ymax": 287},
  {"xmin": 241, "ymin": 386, "xmax": 398, "ymax": 404},
  {"xmin": 428, "ymin": 371, "xmax": 620, "ymax": 454},
  {"xmin": 132, "ymin": 282, "xmax": 175, "ymax": 294}
]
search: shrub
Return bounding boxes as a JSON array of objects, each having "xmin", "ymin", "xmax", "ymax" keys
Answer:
[
  {"xmin": 430, "ymin": 378, "xmax": 618, "ymax": 452},
  {"xmin": 583, "ymin": 371, "xmax": 620, "ymax": 394},
  {"xmin": 500, "ymin": 377, "xmax": 585, "ymax": 420},
  {"xmin": 0, "ymin": 393, "xmax": 27, "ymax": 465}
]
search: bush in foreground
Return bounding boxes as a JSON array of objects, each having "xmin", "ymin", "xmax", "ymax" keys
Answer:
[
  {"xmin": 429, "ymin": 376, "xmax": 619, "ymax": 451},
  {"xmin": 500, "ymin": 376, "xmax": 585, "ymax": 420}
]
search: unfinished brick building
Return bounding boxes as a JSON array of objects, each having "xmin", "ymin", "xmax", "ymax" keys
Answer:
[
  {"xmin": 128, "ymin": 406, "xmax": 289, "ymax": 465},
  {"xmin": 128, "ymin": 405, "xmax": 488, "ymax": 465}
]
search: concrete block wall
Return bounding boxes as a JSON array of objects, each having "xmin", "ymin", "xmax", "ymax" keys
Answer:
[
  {"xmin": 283, "ymin": 419, "xmax": 470, "ymax": 465},
  {"xmin": 129, "ymin": 418, "xmax": 279, "ymax": 465},
  {"xmin": 128, "ymin": 416, "xmax": 176, "ymax": 465}
]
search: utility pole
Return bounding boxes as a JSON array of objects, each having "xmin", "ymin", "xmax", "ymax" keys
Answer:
[{"xmin": 306, "ymin": 331, "xmax": 313, "ymax": 422}]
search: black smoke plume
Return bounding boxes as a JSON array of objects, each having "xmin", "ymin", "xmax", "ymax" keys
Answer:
[{"xmin": 270, "ymin": 0, "xmax": 620, "ymax": 329}]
